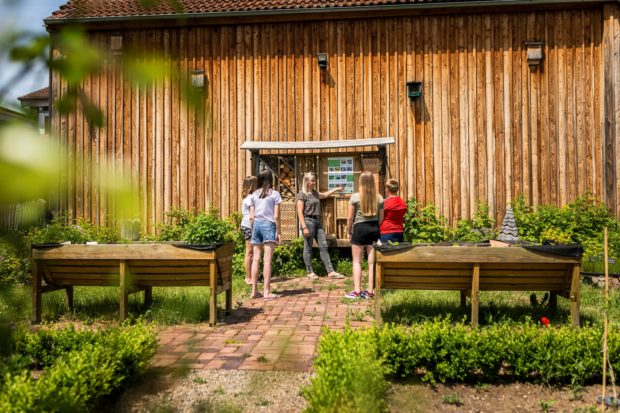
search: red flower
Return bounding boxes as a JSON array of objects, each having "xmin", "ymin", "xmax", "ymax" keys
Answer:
[{"xmin": 540, "ymin": 316, "xmax": 550, "ymax": 326}]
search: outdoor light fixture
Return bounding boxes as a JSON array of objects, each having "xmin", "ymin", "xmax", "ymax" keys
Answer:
[
  {"xmin": 525, "ymin": 41, "xmax": 544, "ymax": 68},
  {"xmin": 406, "ymin": 81, "xmax": 423, "ymax": 101},
  {"xmin": 110, "ymin": 35, "xmax": 123, "ymax": 54},
  {"xmin": 317, "ymin": 53, "xmax": 328, "ymax": 69},
  {"xmin": 191, "ymin": 70, "xmax": 205, "ymax": 88}
]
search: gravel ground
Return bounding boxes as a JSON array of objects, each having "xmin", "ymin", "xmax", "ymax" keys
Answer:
[
  {"xmin": 117, "ymin": 368, "xmax": 611, "ymax": 413},
  {"xmin": 116, "ymin": 369, "xmax": 311, "ymax": 413}
]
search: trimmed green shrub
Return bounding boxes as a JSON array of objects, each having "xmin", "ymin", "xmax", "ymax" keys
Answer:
[
  {"xmin": 303, "ymin": 327, "xmax": 389, "ymax": 413},
  {"xmin": 304, "ymin": 319, "xmax": 620, "ymax": 404},
  {"xmin": 0, "ymin": 323, "xmax": 157, "ymax": 413}
]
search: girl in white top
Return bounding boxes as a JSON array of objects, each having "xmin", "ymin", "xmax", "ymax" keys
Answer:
[
  {"xmin": 249, "ymin": 170, "xmax": 282, "ymax": 299},
  {"xmin": 240, "ymin": 176, "xmax": 257, "ymax": 285}
]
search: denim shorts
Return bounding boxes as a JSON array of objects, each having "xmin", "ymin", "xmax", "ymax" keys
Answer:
[
  {"xmin": 251, "ymin": 220, "xmax": 277, "ymax": 245},
  {"xmin": 380, "ymin": 232, "xmax": 404, "ymax": 243}
]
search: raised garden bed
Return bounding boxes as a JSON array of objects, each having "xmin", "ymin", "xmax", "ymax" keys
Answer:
[
  {"xmin": 374, "ymin": 245, "xmax": 582, "ymax": 326},
  {"xmin": 31, "ymin": 242, "xmax": 234, "ymax": 325}
]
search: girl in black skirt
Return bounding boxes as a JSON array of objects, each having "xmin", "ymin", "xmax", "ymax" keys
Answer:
[{"xmin": 345, "ymin": 171, "xmax": 384, "ymax": 299}]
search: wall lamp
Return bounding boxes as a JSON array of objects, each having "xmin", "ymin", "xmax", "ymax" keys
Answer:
[
  {"xmin": 525, "ymin": 41, "xmax": 544, "ymax": 68},
  {"xmin": 317, "ymin": 53, "xmax": 328, "ymax": 70},
  {"xmin": 191, "ymin": 70, "xmax": 205, "ymax": 88},
  {"xmin": 406, "ymin": 81, "xmax": 423, "ymax": 101}
]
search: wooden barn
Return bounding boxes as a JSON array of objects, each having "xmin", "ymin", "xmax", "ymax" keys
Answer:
[{"xmin": 45, "ymin": 0, "xmax": 620, "ymax": 241}]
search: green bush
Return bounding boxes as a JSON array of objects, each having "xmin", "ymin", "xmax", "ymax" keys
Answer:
[
  {"xmin": 303, "ymin": 327, "xmax": 389, "ymax": 413},
  {"xmin": 20, "ymin": 216, "xmax": 118, "ymax": 246},
  {"xmin": 402, "ymin": 194, "xmax": 620, "ymax": 260},
  {"xmin": 184, "ymin": 210, "xmax": 233, "ymax": 245},
  {"xmin": 0, "ymin": 323, "xmax": 157, "ymax": 413},
  {"xmin": 308, "ymin": 320, "xmax": 619, "ymax": 392},
  {"xmin": 153, "ymin": 208, "xmax": 195, "ymax": 241},
  {"xmin": 335, "ymin": 258, "xmax": 353, "ymax": 277},
  {"xmin": 1, "ymin": 217, "xmax": 119, "ymax": 286},
  {"xmin": 0, "ymin": 251, "xmax": 30, "ymax": 286},
  {"xmin": 403, "ymin": 199, "xmax": 449, "ymax": 243},
  {"xmin": 452, "ymin": 203, "xmax": 497, "ymax": 242},
  {"xmin": 511, "ymin": 194, "xmax": 619, "ymax": 257},
  {"xmin": 272, "ymin": 237, "xmax": 305, "ymax": 277}
]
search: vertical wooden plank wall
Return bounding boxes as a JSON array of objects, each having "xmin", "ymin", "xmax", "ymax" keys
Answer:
[
  {"xmin": 604, "ymin": 5, "xmax": 620, "ymax": 214},
  {"xmin": 52, "ymin": 9, "xmax": 610, "ymax": 232}
]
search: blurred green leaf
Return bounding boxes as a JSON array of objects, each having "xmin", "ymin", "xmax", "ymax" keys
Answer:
[
  {"xmin": 50, "ymin": 27, "xmax": 102, "ymax": 85},
  {"xmin": 124, "ymin": 57, "xmax": 168, "ymax": 86},
  {"xmin": 0, "ymin": 125, "xmax": 63, "ymax": 204},
  {"xmin": 9, "ymin": 35, "xmax": 49, "ymax": 62}
]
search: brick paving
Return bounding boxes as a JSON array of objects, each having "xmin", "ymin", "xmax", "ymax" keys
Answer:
[{"xmin": 152, "ymin": 277, "xmax": 373, "ymax": 372}]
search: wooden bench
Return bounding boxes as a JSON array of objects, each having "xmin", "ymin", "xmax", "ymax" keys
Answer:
[
  {"xmin": 374, "ymin": 246, "xmax": 581, "ymax": 326},
  {"xmin": 31, "ymin": 242, "xmax": 234, "ymax": 326}
]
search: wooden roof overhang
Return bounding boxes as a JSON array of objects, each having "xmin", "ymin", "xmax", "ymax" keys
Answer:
[
  {"xmin": 44, "ymin": 0, "xmax": 614, "ymax": 30},
  {"xmin": 240, "ymin": 137, "xmax": 395, "ymax": 153}
]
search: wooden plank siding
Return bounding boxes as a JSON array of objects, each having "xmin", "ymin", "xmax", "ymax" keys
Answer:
[{"xmin": 51, "ymin": 8, "xmax": 613, "ymax": 233}]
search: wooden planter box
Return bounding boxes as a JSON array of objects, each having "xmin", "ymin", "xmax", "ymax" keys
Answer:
[
  {"xmin": 31, "ymin": 242, "xmax": 235, "ymax": 326},
  {"xmin": 374, "ymin": 246, "xmax": 582, "ymax": 327}
]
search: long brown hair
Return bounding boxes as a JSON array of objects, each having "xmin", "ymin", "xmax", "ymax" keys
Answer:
[
  {"xmin": 359, "ymin": 171, "xmax": 378, "ymax": 216},
  {"xmin": 257, "ymin": 170, "xmax": 274, "ymax": 199},
  {"xmin": 242, "ymin": 176, "xmax": 257, "ymax": 197}
]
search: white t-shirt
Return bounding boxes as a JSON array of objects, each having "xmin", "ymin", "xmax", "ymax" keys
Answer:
[
  {"xmin": 240, "ymin": 195, "xmax": 253, "ymax": 228},
  {"xmin": 251, "ymin": 189, "xmax": 282, "ymax": 223}
]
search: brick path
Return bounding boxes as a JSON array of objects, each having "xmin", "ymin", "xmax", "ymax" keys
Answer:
[{"xmin": 152, "ymin": 277, "xmax": 373, "ymax": 372}]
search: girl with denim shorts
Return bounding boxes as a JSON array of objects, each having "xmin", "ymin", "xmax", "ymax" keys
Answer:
[
  {"xmin": 345, "ymin": 171, "xmax": 384, "ymax": 299},
  {"xmin": 296, "ymin": 172, "xmax": 344, "ymax": 279},
  {"xmin": 249, "ymin": 170, "xmax": 282, "ymax": 299},
  {"xmin": 240, "ymin": 176, "xmax": 257, "ymax": 285}
]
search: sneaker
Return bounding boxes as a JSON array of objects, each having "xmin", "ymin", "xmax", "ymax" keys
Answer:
[
  {"xmin": 361, "ymin": 290, "xmax": 375, "ymax": 299},
  {"xmin": 328, "ymin": 272, "xmax": 345, "ymax": 279},
  {"xmin": 344, "ymin": 290, "xmax": 361, "ymax": 299},
  {"xmin": 307, "ymin": 272, "xmax": 319, "ymax": 279}
]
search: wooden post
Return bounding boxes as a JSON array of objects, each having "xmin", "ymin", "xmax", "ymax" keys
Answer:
[
  {"xmin": 31, "ymin": 260, "xmax": 41, "ymax": 324},
  {"xmin": 119, "ymin": 260, "xmax": 128, "ymax": 322},
  {"xmin": 225, "ymin": 284, "xmax": 233, "ymax": 316},
  {"xmin": 209, "ymin": 261, "xmax": 217, "ymax": 326},
  {"xmin": 471, "ymin": 264, "xmax": 480, "ymax": 327},
  {"xmin": 375, "ymin": 259, "xmax": 383, "ymax": 325},
  {"xmin": 549, "ymin": 292, "xmax": 558, "ymax": 311},
  {"xmin": 144, "ymin": 286, "xmax": 153, "ymax": 307},
  {"xmin": 602, "ymin": 227, "xmax": 609, "ymax": 409},
  {"xmin": 65, "ymin": 286, "xmax": 74, "ymax": 312},
  {"xmin": 569, "ymin": 263, "xmax": 580, "ymax": 327},
  {"xmin": 460, "ymin": 291, "xmax": 467, "ymax": 309}
]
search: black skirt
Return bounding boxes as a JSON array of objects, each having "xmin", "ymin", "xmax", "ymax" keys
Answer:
[{"xmin": 351, "ymin": 221, "xmax": 380, "ymax": 246}]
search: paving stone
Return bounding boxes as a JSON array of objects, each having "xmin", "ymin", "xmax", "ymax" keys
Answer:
[{"xmin": 153, "ymin": 277, "xmax": 372, "ymax": 373}]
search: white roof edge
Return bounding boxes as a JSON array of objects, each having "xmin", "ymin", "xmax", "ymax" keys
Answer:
[{"xmin": 240, "ymin": 137, "xmax": 395, "ymax": 150}]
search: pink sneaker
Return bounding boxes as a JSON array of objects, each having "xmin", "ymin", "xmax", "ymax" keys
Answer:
[{"xmin": 344, "ymin": 290, "xmax": 361, "ymax": 299}]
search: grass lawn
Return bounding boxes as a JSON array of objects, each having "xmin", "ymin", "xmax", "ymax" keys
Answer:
[
  {"xmin": 380, "ymin": 281, "xmax": 620, "ymax": 327},
  {"xmin": 1, "ymin": 272, "xmax": 617, "ymax": 327},
  {"xmin": 0, "ymin": 275, "xmax": 255, "ymax": 325}
]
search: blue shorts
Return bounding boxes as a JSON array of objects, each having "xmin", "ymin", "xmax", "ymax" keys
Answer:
[
  {"xmin": 251, "ymin": 220, "xmax": 277, "ymax": 245},
  {"xmin": 380, "ymin": 232, "xmax": 404, "ymax": 243}
]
